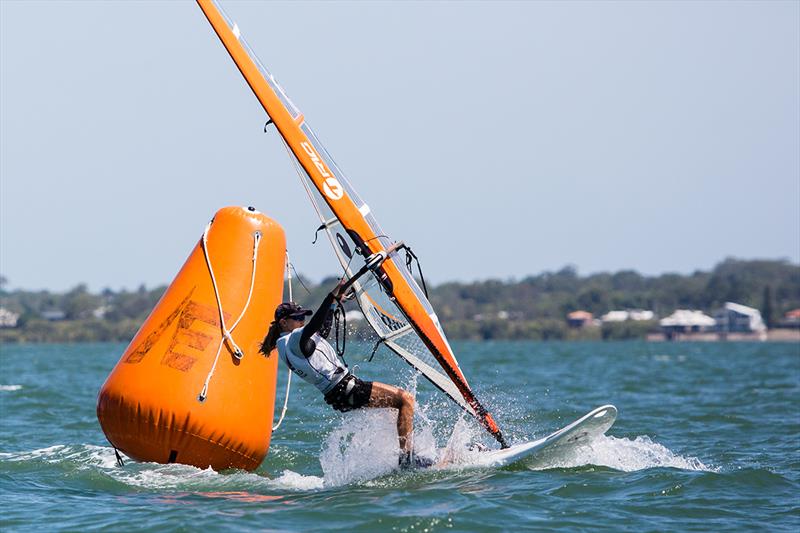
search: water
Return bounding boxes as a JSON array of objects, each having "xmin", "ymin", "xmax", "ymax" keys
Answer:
[{"xmin": 1, "ymin": 341, "xmax": 798, "ymax": 531}]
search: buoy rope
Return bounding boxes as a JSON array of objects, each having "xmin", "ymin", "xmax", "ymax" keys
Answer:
[
  {"xmin": 197, "ymin": 221, "xmax": 261, "ymax": 402},
  {"xmin": 272, "ymin": 251, "xmax": 294, "ymax": 431}
]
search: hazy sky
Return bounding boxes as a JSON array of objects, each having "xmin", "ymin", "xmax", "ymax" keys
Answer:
[{"xmin": 1, "ymin": 0, "xmax": 798, "ymax": 292}]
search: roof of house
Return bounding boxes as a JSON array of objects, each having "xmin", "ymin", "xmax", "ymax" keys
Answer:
[
  {"xmin": 629, "ymin": 310, "xmax": 655, "ymax": 321},
  {"xmin": 601, "ymin": 309, "xmax": 655, "ymax": 322},
  {"xmin": 720, "ymin": 301, "xmax": 762, "ymax": 318},
  {"xmin": 601, "ymin": 310, "xmax": 629, "ymax": 322},
  {"xmin": 660, "ymin": 309, "xmax": 716, "ymax": 327}
]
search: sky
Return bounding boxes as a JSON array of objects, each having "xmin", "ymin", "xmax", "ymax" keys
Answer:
[{"xmin": 1, "ymin": 0, "xmax": 798, "ymax": 292}]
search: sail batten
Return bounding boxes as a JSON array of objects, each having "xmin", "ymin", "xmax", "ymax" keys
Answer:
[{"xmin": 196, "ymin": 0, "xmax": 507, "ymax": 447}]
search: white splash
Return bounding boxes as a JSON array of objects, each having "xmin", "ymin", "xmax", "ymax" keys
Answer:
[
  {"xmin": 429, "ymin": 420, "xmax": 714, "ymax": 474},
  {"xmin": 70, "ymin": 444, "xmax": 122, "ymax": 469},
  {"xmin": 273, "ymin": 469, "xmax": 324, "ymax": 490},
  {"xmin": 0, "ymin": 445, "xmax": 68, "ymax": 462},
  {"xmin": 409, "ymin": 398, "xmax": 440, "ymax": 463},
  {"xmin": 529, "ymin": 434, "xmax": 714, "ymax": 472},
  {"xmin": 0, "ymin": 384, "xmax": 22, "ymax": 391},
  {"xmin": 117, "ymin": 462, "xmax": 221, "ymax": 490},
  {"xmin": 437, "ymin": 417, "xmax": 483, "ymax": 466},
  {"xmin": 319, "ymin": 408, "xmax": 400, "ymax": 486},
  {"xmin": 107, "ymin": 456, "xmax": 323, "ymax": 492},
  {"xmin": 0, "ymin": 444, "xmax": 323, "ymax": 492}
]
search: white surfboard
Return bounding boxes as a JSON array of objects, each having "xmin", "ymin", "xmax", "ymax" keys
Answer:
[{"xmin": 445, "ymin": 404, "xmax": 617, "ymax": 469}]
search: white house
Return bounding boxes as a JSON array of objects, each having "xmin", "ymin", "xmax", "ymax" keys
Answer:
[
  {"xmin": 713, "ymin": 302, "xmax": 766, "ymax": 334},
  {"xmin": 660, "ymin": 310, "xmax": 716, "ymax": 336},
  {"xmin": 601, "ymin": 309, "xmax": 655, "ymax": 322},
  {"xmin": 0, "ymin": 308, "xmax": 19, "ymax": 328},
  {"xmin": 601, "ymin": 310, "xmax": 629, "ymax": 322},
  {"xmin": 629, "ymin": 310, "xmax": 655, "ymax": 321}
]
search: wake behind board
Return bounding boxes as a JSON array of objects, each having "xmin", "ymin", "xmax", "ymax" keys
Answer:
[{"xmin": 443, "ymin": 405, "xmax": 617, "ymax": 469}]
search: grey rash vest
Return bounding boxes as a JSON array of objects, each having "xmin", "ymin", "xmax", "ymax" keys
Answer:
[{"xmin": 276, "ymin": 292, "xmax": 348, "ymax": 395}]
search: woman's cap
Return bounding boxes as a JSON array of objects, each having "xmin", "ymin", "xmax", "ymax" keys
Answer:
[{"xmin": 274, "ymin": 302, "xmax": 312, "ymax": 321}]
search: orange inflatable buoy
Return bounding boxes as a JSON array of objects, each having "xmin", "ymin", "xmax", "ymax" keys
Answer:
[{"xmin": 97, "ymin": 206, "xmax": 285, "ymax": 471}]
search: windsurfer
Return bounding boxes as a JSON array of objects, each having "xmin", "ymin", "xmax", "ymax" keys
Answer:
[{"xmin": 261, "ymin": 279, "xmax": 429, "ymax": 468}]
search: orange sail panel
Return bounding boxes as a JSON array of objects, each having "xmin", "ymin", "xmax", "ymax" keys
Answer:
[{"xmin": 196, "ymin": 0, "xmax": 507, "ymax": 447}]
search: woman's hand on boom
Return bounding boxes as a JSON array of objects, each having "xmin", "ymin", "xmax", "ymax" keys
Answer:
[{"xmin": 331, "ymin": 278, "xmax": 349, "ymax": 302}]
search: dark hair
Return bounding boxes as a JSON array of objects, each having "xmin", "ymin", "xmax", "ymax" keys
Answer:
[{"xmin": 260, "ymin": 321, "xmax": 283, "ymax": 356}]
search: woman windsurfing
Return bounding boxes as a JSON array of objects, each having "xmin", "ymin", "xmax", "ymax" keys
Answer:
[{"xmin": 261, "ymin": 278, "xmax": 431, "ymax": 468}]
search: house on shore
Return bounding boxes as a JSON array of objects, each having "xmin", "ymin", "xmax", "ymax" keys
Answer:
[
  {"xmin": 713, "ymin": 302, "xmax": 766, "ymax": 340},
  {"xmin": 0, "ymin": 308, "xmax": 19, "ymax": 328},
  {"xmin": 778, "ymin": 309, "xmax": 800, "ymax": 328},
  {"xmin": 659, "ymin": 310, "xmax": 716, "ymax": 340},
  {"xmin": 601, "ymin": 309, "xmax": 655, "ymax": 323},
  {"xmin": 567, "ymin": 310, "xmax": 596, "ymax": 328}
]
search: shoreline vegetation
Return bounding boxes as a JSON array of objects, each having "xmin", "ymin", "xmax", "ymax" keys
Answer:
[{"xmin": 0, "ymin": 258, "xmax": 798, "ymax": 344}]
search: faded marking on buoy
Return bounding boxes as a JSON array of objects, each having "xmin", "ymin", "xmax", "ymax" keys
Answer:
[
  {"xmin": 161, "ymin": 300, "xmax": 229, "ymax": 371},
  {"xmin": 126, "ymin": 289, "xmax": 195, "ymax": 364},
  {"xmin": 125, "ymin": 288, "xmax": 230, "ymax": 371}
]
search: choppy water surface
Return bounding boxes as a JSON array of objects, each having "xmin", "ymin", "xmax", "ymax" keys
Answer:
[{"xmin": 1, "ymin": 341, "xmax": 798, "ymax": 531}]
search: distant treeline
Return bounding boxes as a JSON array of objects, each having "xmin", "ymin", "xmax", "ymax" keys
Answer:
[
  {"xmin": 0, "ymin": 258, "xmax": 798, "ymax": 343},
  {"xmin": 430, "ymin": 258, "xmax": 799, "ymax": 340}
]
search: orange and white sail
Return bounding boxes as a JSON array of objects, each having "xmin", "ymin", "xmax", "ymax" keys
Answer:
[{"xmin": 196, "ymin": 0, "xmax": 507, "ymax": 448}]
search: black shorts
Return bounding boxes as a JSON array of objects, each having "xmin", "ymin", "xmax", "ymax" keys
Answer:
[{"xmin": 324, "ymin": 374, "xmax": 373, "ymax": 413}]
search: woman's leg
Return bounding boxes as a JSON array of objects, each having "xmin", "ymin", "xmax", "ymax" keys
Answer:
[{"xmin": 366, "ymin": 382, "xmax": 415, "ymax": 453}]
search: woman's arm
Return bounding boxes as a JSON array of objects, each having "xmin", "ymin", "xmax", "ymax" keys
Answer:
[{"xmin": 298, "ymin": 292, "xmax": 337, "ymax": 356}]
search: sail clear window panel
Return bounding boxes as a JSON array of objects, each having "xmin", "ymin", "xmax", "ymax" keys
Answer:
[
  {"xmin": 386, "ymin": 335, "xmax": 474, "ymax": 415},
  {"xmin": 393, "ymin": 329, "xmax": 443, "ymax": 377}
]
